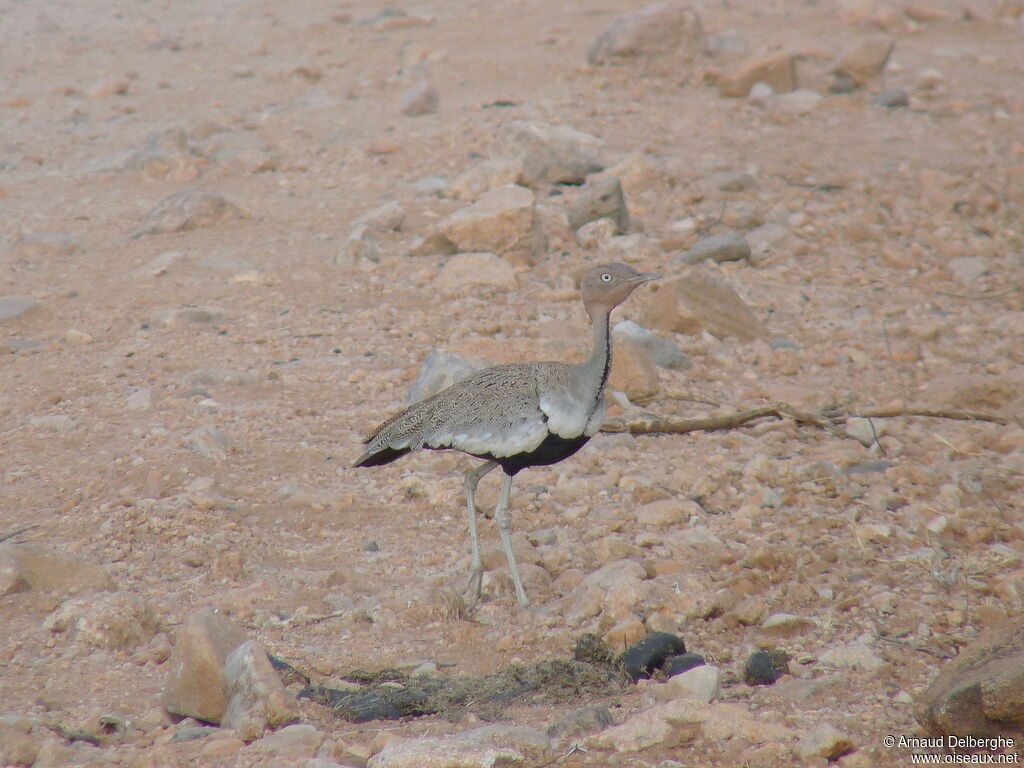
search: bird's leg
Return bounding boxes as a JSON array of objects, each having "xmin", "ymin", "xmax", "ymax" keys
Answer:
[
  {"xmin": 463, "ymin": 460, "xmax": 497, "ymax": 609},
  {"xmin": 494, "ymin": 473, "xmax": 530, "ymax": 608}
]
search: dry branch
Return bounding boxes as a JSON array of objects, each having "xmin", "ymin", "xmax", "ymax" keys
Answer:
[{"xmin": 601, "ymin": 402, "xmax": 1013, "ymax": 436}]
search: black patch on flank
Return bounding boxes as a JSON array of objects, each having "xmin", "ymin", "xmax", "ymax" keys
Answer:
[{"xmin": 471, "ymin": 432, "xmax": 592, "ymax": 477}]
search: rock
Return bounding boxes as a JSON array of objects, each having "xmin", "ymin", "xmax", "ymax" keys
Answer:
[
  {"xmin": 221, "ymin": 640, "xmax": 301, "ymax": 740},
  {"xmin": 29, "ymin": 414, "xmax": 74, "ymax": 432},
  {"xmin": 658, "ymin": 665, "xmax": 721, "ymax": 703},
  {"xmin": 547, "ymin": 706, "xmax": 614, "ymax": 745},
  {"xmin": 400, "ymin": 80, "xmax": 439, "ymax": 116},
  {"xmin": 152, "ymin": 306, "xmax": 229, "ymax": 327},
  {"xmin": 354, "ymin": 201, "xmax": 406, "ymax": 236},
  {"xmin": 161, "ymin": 607, "xmax": 249, "ymax": 722},
  {"xmin": 64, "ymin": 328, "xmax": 93, "ymax": 345},
  {"xmin": 238, "ymin": 723, "xmax": 324, "ymax": 761},
  {"xmin": 408, "ymin": 350, "xmax": 480, "ymax": 403},
  {"xmin": 587, "ymin": 2, "xmax": 705, "ymax": 65},
  {"xmin": 747, "ymin": 222, "xmax": 799, "ymax": 259},
  {"xmin": 767, "ymin": 88, "xmax": 823, "ymax": 116},
  {"xmin": 916, "ymin": 627, "xmax": 1024, "ymax": 740},
  {"xmin": 490, "ymin": 121, "xmax": 607, "ymax": 187},
  {"xmin": 748, "ymin": 82, "xmax": 775, "ymax": 106},
  {"xmin": 838, "ymin": 0, "xmax": 907, "ymax": 32},
  {"xmin": 568, "ymin": 175, "xmax": 629, "ymax": 233},
  {"xmin": 640, "ymin": 269, "xmax": 761, "ymax": 341},
  {"xmin": 674, "ymin": 231, "xmax": 750, "ymax": 265},
  {"xmin": 613, "ymin": 321, "xmax": 690, "ymax": 370},
  {"xmin": 744, "ymin": 650, "xmax": 790, "ymax": 685},
  {"xmin": 605, "ymin": 618, "xmax": 647, "ymax": 648},
  {"xmin": 624, "ymin": 632, "xmax": 687, "ymax": 681},
  {"xmin": 437, "ymin": 185, "xmax": 543, "ymax": 262},
  {"xmin": 43, "ymin": 591, "xmax": 159, "ymax": 650},
  {"xmin": 635, "ymin": 498, "xmax": 687, "ymax": 526},
  {"xmin": 458, "ymin": 724, "xmax": 551, "ymax": 752},
  {"xmin": 761, "ymin": 613, "xmax": 818, "ymax": 638},
  {"xmin": 796, "ymin": 723, "xmax": 857, "ymax": 761},
  {"xmin": 126, "ymin": 388, "xmax": 153, "ymax": 411},
  {"xmin": 7, "ymin": 232, "xmax": 80, "ymax": 259},
  {"xmin": 607, "ymin": 335, "xmax": 660, "ymax": 400},
  {"xmin": 872, "ymin": 88, "xmax": 909, "ymax": 108},
  {"xmin": 819, "ymin": 642, "xmax": 885, "ymax": 672},
  {"xmin": 450, "ymin": 159, "xmax": 523, "ymax": 202},
  {"xmin": 947, "ymin": 256, "xmax": 989, "ymax": 283},
  {"xmin": 434, "ymin": 253, "xmax": 518, "ymax": 295},
  {"xmin": 663, "ymin": 653, "xmax": 706, "ymax": 677},
  {"xmin": 835, "ymin": 36, "xmax": 893, "ymax": 84},
  {"xmin": 576, "ymin": 218, "xmax": 619, "ymax": 249},
  {"xmin": 708, "ymin": 170, "xmax": 757, "ymax": 192},
  {"xmin": 585, "ymin": 699, "xmax": 722, "ymax": 752},
  {"xmin": 186, "ymin": 426, "xmax": 237, "ymax": 460},
  {"xmin": 0, "ymin": 296, "xmax": 40, "ymax": 324},
  {"xmin": 707, "ymin": 31, "xmax": 748, "ymax": 58},
  {"xmin": 133, "ymin": 189, "xmax": 244, "ymax": 238},
  {"xmin": 844, "ymin": 417, "xmax": 886, "ymax": 447},
  {"xmin": 0, "ymin": 716, "xmax": 40, "ymax": 767},
  {"xmin": 0, "ymin": 544, "xmax": 113, "ymax": 597},
  {"xmin": 718, "ymin": 51, "xmax": 797, "ymax": 97},
  {"xmin": 367, "ymin": 736, "xmax": 523, "ymax": 768}
]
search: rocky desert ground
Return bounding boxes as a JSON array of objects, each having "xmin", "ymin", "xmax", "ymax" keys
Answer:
[{"xmin": 2, "ymin": 0, "xmax": 1023, "ymax": 766}]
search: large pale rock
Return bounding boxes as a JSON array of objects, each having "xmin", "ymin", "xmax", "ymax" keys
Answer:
[
  {"xmin": 796, "ymin": 723, "xmax": 857, "ymax": 760},
  {"xmin": 587, "ymin": 2, "xmax": 705, "ymax": 65},
  {"xmin": 237, "ymin": 724, "xmax": 324, "ymax": 760},
  {"xmin": 718, "ymin": 51, "xmax": 797, "ymax": 97},
  {"xmin": 490, "ymin": 121, "xmax": 607, "ymax": 187},
  {"xmin": 434, "ymin": 253, "xmax": 518, "ymax": 295},
  {"xmin": 673, "ymin": 231, "xmax": 750, "ymax": 265},
  {"xmin": 353, "ymin": 200, "xmax": 406, "ymax": 236},
  {"xmin": 640, "ymin": 269, "xmax": 761, "ymax": 340},
  {"xmin": 655, "ymin": 664, "xmax": 722, "ymax": 703},
  {"xmin": 0, "ymin": 544, "xmax": 113, "ymax": 597},
  {"xmin": 400, "ymin": 80, "xmax": 439, "ymax": 116},
  {"xmin": 7, "ymin": 232, "xmax": 80, "ymax": 259},
  {"xmin": 0, "ymin": 716, "xmax": 40, "ymax": 767},
  {"xmin": 916, "ymin": 627, "xmax": 1024, "ymax": 740},
  {"xmin": 450, "ymin": 159, "xmax": 522, "ymax": 202},
  {"xmin": 613, "ymin": 321, "xmax": 690, "ymax": 370},
  {"xmin": 834, "ymin": 36, "xmax": 893, "ymax": 84},
  {"xmin": 0, "ymin": 296, "xmax": 41, "ymax": 324},
  {"xmin": 162, "ymin": 608, "xmax": 248, "ymax": 723},
  {"xmin": 221, "ymin": 640, "xmax": 300, "ymax": 740},
  {"xmin": 819, "ymin": 642, "xmax": 885, "ymax": 672},
  {"xmin": 368, "ymin": 736, "xmax": 523, "ymax": 768},
  {"xmin": 133, "ymin": 189, "xmax": 244, "ymax": 238},
  {"xmin": 568, "ymin": 175, "xmax": 629, "ymax": 233},
  {"xmin": 43, "ymin": 591, "xmax": 159, "ymax": 650},
  {"xmin": 437, "ymin": 185, "xmax": 543, "ymax": 262}
]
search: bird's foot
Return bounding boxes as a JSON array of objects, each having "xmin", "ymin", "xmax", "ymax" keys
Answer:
[{"xmin": 463, "ymin": 567, "xmax": 484, "ymax": 612}]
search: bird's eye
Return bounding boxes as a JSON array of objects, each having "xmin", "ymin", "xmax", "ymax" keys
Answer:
[{"xmin": 601, "ymin": 273, "xmax": 612, "ymax": 282}]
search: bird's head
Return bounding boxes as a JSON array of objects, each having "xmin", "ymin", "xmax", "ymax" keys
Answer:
[{"xmin": 580, "ymin": 262, "xmax": 661, "ymax": 320}]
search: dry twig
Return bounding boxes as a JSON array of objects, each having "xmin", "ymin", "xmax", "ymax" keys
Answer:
[{"xmin": 601, "ymin": 402, "xmax": 1013, "ymax": 436}]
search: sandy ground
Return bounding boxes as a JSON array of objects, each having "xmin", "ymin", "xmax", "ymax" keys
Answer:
[{"xmin": 2, "ymin": 0, "xmax": 1023, "ymax": 765}]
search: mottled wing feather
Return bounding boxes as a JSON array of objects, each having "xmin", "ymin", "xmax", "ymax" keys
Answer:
[{"xmin": 356, "ymin": 361, "xmax": 594, "ymax": 465}]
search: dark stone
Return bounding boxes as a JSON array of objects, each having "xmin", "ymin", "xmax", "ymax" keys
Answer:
[
  {"xmin": 745, "ymin": 650, "xmax": 790, "ymax": 685},
  {"xmin": 872, "ymin": 89, "xmax": 909, "ymax": 108},
  {"xmin": 663, "ymin": 653, "xmax": 706, "ymax": 678},
  {"xmin": 623, "ymin": 632, "xmax": 687, "ymax": 681},
  {"xmin": 674, "ymin": 231, "xmax": 751, "ymax": 265}
]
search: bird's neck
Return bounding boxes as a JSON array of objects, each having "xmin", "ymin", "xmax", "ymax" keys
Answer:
[{"xmin": 573, "ymin": 308, "xmax": 613, "ymax": 408}]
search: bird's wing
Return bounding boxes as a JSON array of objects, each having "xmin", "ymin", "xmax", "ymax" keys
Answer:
[{"xmin": 419, "ymin": 364, "xmax": 552, "ymax": 458}]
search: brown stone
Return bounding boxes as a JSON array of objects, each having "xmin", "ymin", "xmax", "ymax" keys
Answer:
[
  {"xmin": 0, "ymin": 544, "xmax": 113, "ymax": 597},
  {"xmin": 161, "ymin": 608, "xmax": 248, "ymax": 723},
  {"xmin": 718, "ymin": 51, "xmax": 797, "ymax": 97},
  {"xmin": 43, "ymin": 591, "xmax": 159, "ymax": 651},
  {"xmin": 133, "ymin": 189, "xmax": 244, "ymax": 238},
  {"xmin": 222, "ymin": 642, "xmax": 301, "ymax": 740},
  {"xmin": 640, "ymin": 269, "xmax": 761, "ymax": 341},
  {"xmin": 834, "ymin": 36, "xmax": 893, "ymax": 84},
  {"xmin": 437, "ymin": 184, "xmax": 545, "ymax": 262},
  {"xmin": 916, "ymin": 627, "xmax": 1024, "ymax": 740},
  {"xmin": 587, "ymin": 2, "xmax": 706, "ymax": 65}
]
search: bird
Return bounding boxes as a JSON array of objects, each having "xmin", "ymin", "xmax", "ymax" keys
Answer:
[{"xmin": 354, "ymin": 262, "xmax": 660, "ymax": 608}]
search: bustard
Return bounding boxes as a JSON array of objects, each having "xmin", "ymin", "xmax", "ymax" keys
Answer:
[{"xmin": 355, "ymin": 262, "xmax": 660, "ymax": 608}]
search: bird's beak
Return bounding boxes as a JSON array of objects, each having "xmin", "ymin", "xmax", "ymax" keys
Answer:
[{"xmin": 631, "ymin": 271, "xmax": 661, "ymax": 283}]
